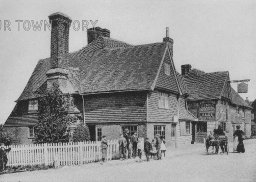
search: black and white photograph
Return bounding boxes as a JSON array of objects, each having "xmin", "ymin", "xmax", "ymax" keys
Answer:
[{"xmin": 0, "ymin": 0, "xmax": 256, "ymax": 181}]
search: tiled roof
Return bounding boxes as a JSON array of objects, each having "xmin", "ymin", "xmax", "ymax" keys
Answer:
[
  {"xmin": 230, "ymin": 87, "xmax": 250, "ymax": 108},
  {"xmin": 4, "ymin": 115, "xmax": 38, "ymax": 127},
  {"xmin": 181, "ymin": 69, "xmax": 250, "ymax": 108},
  {"xmin": 183, "ymin": 70, "xmax": 229, "ymax": 100},
  {"xmin": 17, "ymin": 37, "xmax": 169, "ymax": 101}
]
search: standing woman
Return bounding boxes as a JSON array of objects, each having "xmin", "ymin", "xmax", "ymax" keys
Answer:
[
  {"xmin": 101, "ymin": 136, "xmax": 108, "ymax": 164},
  {"xmin": 233, "ymin": 125, "xmax": 245, "ymax": 153}
]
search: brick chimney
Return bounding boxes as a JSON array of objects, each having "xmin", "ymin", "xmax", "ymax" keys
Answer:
[
  {"xmin": 49, "ymin": 12, "xmax": 72, "ymax": 69},
  {"xmin": 181, "ymin": 64, "xmax": 192, "ymax": 75},
  {"xmin": 87, "ymin": 27, "xmax": 110, "ymax": 44}
]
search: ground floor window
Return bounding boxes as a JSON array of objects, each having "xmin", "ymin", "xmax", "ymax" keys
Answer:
[
  {"xmin": 122, "ymin": 125, "xmax": 138, "ymax": 136},
  {"xmin": 29, "ymin": 126, "xmax": 35, "ymax": 138},
  {"xmin": 154, "ymin": 125, "xmax": 166, "ymax": 139},
  {"xmin": 220, "ymin": 122, "xmax": 226, "ymax": 132},
  {"xmin": 197, "ymin": 122, "xmax": 207, "ymax": 132},
  {"xmin": 97, "ymin": 128, "xmax": 102, "ymax": 141},
  {"xmin": 186, "ymin": 121, "xmax": 190, "ymax": 134}
]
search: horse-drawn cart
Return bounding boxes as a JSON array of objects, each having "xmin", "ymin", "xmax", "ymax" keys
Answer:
[{"xmin": 205, "ymin": 135, "xmax": 229, "ymax": 155}]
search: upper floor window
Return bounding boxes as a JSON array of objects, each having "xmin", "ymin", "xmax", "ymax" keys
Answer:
[
  {"xmin": 28, "ymin": 100, "xmax": 38, "ymax": 112},
  {"xmin": 164, "ymin": 63, "xmax": 170, "ymax": 76},
  {"xmin": 158, "ymin": 92, "xmax": 169, "ymax": 109}
]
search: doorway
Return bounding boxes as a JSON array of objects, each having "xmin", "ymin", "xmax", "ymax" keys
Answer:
[{"xmin": 88, "ymin": 125, "xmax": 96, "ymax": 141}]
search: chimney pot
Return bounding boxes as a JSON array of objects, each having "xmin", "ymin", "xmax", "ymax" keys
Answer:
[{"xmin": 181, "ymin": 64, "xmax": 192, "ymax": 75}]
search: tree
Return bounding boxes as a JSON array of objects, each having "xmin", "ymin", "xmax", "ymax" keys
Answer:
[
  {"xmin": 0, "ymin": 125, "xmax": 14, "ymax": 145},
  {"xmin": 72, "ymin": 123, "xmax": 90, "ymax": 142},
  {"xmin": 34, "ymin": 85, "xmax": 73, "ymax": 143}
]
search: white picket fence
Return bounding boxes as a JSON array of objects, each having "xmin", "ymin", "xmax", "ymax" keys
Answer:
[{"xmin": 6, "ymin": 140, "xmax": 119, "ymax": 167}]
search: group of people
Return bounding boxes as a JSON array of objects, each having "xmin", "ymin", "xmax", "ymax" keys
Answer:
[
  {"xmin": 206, "ymin": 125, "xmax": 246, "ymax": 154},
  {"xmin": 117, "ymin": 129, "xmax": 166, "ymax": 162}
]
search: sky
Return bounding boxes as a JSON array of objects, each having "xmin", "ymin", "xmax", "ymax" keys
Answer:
[{"xmin": 0, "ymin": 0, "xmax": 255, "ymax": 124}]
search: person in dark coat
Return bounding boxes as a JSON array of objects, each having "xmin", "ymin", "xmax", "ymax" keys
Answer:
[
  {"xmin": 155, "ymin": 134, "xmax": 162, "ymax": 160},
  {"xmin": 123, "ymin": 129, "xmax": 131, "ymax": 159},
  {"xmin": 0, "ymin": 143, "xmax": 11, "ymax": 172},
  {"xmin": 233, "ymin": 125, "xmax": 245, "ymax": 153},
  {"xmin": 118, "ymin": 134, "xmax": 127, "ymax": 160},
  {"xmin": 131, "ymin": 132, "xmax": 138, "ymax": 158},
  {"xmin": 101, "ymin": 136, "xmax": 108, "ymax": 163},
  {"xmin": 144, "ymin": 138, "xmax": 152, "ymax": 161}
]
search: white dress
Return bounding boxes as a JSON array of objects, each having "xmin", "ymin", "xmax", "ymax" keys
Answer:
[{"xmin": 160, "ymin": 141, "xmax": 167, "ymax": 151}]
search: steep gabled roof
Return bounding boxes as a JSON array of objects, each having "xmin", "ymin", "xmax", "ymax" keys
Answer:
[
  {"xmin": 183, "ymin": 70, "xmax": 229, "ymax": 100},
  {"xmin": 17, "ymin": 37, "xmax": 169, "ymax": 101}
]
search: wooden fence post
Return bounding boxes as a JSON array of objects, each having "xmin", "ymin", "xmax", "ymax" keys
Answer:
[{"xmin": 44, "ymin": 143, "xmax": 48, "ymax": 166}]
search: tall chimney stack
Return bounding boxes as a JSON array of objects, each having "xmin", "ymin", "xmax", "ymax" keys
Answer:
[{"xmin": 49, "ymin": 12, "xmax": 72, "ymax": 69}]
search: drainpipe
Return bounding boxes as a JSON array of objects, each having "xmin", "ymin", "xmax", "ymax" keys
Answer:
[
  {"xmin": 176, "ymin": 96, "xmax": 180, "ymax": 148},
  {"xmin": 82, "ymin": 95, "xmax": 85, "ymax": 124}
]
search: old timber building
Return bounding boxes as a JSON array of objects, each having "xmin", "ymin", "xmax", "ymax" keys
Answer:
[{"xmin": 4, "ymin": 12, "xmax": 251, "ymax": 145}]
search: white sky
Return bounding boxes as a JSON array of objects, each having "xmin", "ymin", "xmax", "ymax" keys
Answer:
[{"xmin": 0, "ymin": 0, "xmax": 255, "ymax": 124}]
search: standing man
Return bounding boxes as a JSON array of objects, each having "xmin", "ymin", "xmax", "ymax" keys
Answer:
[
  {"xmin": 123, "ymin": 128, "xmax": 131, "ymax": 159},
  {"xmin": 118, "ymin": 133, "xmax": 127, "ymax": 160},
  {"xmin": 0, "ymin": 143, "xmax": 11, "ymax": 172},
  {"xmin": 131, "ymin": 132, "xmax": 138, "ymax": 158},
  {"xmin": 155, "ymin": 134, "xmax": 162, "ymax": 160},
  {"xmin": 144, "ymin": 138, "xmax": 152, "ymax": 162},
  {"xmin": 101, "ymin": 136, "xmax": 108, "ymax": 164},
  {"xmin": 233, "ymin": 125, "xmax": 245, "ymax": 153}
]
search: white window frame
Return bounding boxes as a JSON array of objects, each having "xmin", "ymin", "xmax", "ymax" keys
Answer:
[
  {"xmin": 164, "ymin": 63, "xmax": 171, "ymax": 76},
  {"xmin": 185, "ymin": 121, "xmax": 190, "ymax": 134},
  {"xmin": 158, "ymin": 92, "xmax": 169, "ymax": 109},
  {"xmin": 28, "ymin": 100, "xmax": 38, "ymax": 112},
  {"xmin": 154, "ymin": 125, "xmax": 166, "ymax": 139}
]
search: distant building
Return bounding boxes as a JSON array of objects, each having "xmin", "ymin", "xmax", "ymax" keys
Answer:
[
  {"xmin": 4, "ymin": 12, "xmax": 196, "ymax": 145},
  {"xmin": 250, "ymin": 99, "xmax": 256, "ymax": 136},
  {"xmin": 179, "ymin": 65, "xmax": 252, "ymax": 142}
]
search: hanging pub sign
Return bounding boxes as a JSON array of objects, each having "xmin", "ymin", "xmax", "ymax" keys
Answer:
[
  {"xmin": 198, "ymin": 101, "xmax": 216, "ymax": 121},
  {"xmin": 237, "ymin": 82, "xmax": 248, "ymax": 93}
]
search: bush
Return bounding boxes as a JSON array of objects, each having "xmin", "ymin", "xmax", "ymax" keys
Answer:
[
  {"xmin": 0, "ymin": 125, "xmax": 14, "ymax": 145},
  {"xmin": 72, "ymin": 123, "xmax": 90, "ymax": 142}
]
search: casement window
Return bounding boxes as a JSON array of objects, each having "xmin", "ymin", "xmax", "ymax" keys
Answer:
[
  {"xmin": 158, "ymin": 92, "xmax": 169, "ymax": 109},
  {"xmin": 122, "ymin": 125, "xmax": 138, "ymax": 136},
  {"xmin": 185, "ymin": 121, "xmax": 190, "ymax": 134},
  {"xmin": 154, "ymin": 125, "xmax": 166, "ymax": 139},
  {"xmin": 28, "ymin": 100, "xmax": 38, "ymax": 112},
  {"xmin": 29, "ymin": 126, "xmax": 35, "ymax": 138},
  {"xmin": 220, "ymin": 122, "xmax": 226, "ymax": 132},
  {"xmin": 97, "ymin": 128, "xmax": 102, "ymax": 141},
  {"xmin": 180, "ymin": 121, "xmax": 190, "ymax": 135},
  {"xmin": 164, "ymin": 63, "xmax": 171, "ymax": 76}
]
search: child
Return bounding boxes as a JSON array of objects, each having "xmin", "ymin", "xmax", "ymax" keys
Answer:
[
  {"xmin": 144, "ymin": 138, "xmax": 152, "ymax": 161},
  {"xmin": 160, "ymin": 136, "xmax": 167, "ymax": 157},
  {"xmin": 150, "ymin": 139, "xmax": 157, "ymax": 159},
  {"xmin": 137, "ymin": 138, "xmax": 143, "ymax": 160},
  {"xmin": 101, "ymin": 136, "xmax": 108, "ymax": 164}
]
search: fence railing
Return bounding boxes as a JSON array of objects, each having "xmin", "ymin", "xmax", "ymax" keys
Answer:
[{"xmin": 6, "ymin": 140, "xmax": 119, "ymax": 167}]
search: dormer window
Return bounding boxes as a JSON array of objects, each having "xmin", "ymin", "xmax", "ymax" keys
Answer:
[
  {"xmin": 28, "ymin": 100, "xmax": 38, "ymax": 112},
  {"xmin": 164, "ymin": 63, "xmax": 170, "ymax": 76}
]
